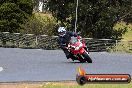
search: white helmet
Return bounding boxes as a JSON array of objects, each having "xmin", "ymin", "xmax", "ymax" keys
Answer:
[
  {"xmin": 58, "ymin": 27, "xmax": 66, "ymax": 33},
  {"xmin": 58, "ymin": 27, "xmax": 66, "ymax": 36}
]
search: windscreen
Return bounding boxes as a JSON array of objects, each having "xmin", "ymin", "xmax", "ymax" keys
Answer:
[{"xmin": 70, "ymin": 37, "xmax": 78, "ymax": 44}]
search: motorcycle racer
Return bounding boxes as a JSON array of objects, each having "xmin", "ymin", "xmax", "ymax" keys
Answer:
[{"xmin": 57, "ymin": 27, "xmax": 77, "ymax": 59}]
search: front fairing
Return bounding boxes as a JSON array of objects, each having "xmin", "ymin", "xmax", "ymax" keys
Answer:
[
  {"xmin": 70, "ymin": 37, "xmax": 85, "ymax": 54},
  {"xmin": 71, "ymin": 45, "xmax": 85, "ymax": 55}
]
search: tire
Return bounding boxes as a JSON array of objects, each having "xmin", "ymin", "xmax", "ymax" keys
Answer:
[
  {"xmin": 79, "ymin": 59, "xmax": 86, "ymax": 63},
  {"xmin": 78, "ymin": 55, "xmax": 86, "ymax": 63},
  {"xmin": 82, "ymin": 52, "xmax": 92, "ymax": 63}
]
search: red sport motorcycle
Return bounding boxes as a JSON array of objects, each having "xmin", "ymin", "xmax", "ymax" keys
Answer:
[{"xmin": 66, "ymin": 36, "xmax": 92, "ymax": 63}]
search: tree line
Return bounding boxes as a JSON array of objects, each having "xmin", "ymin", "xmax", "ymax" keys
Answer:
[
  {"xmin": 47, "ymin": 0, "xmax": 132, "ymax": 38},
  {"xmin": 0, "ymin": 0, "xmax": 132, "ymax": 39}
]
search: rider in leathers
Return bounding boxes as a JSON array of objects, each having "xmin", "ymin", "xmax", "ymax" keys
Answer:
[{"xmin": 57, "ymin": 27, "xmax": 77, "ymax": 59}]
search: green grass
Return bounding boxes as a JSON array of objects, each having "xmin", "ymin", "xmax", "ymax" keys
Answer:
[
  {"xmin": 114, "ymin": 22, "xmax": 132, "ymax": 41},
  {"xmin": 40, "ymin": 82, "xmax": 132, "ymax": 88},
  {"xmin": 108, "ymin": 41, "xmax": 132, "ymax": 53},
  {"xmin": 109, "ymin": 22, "xmax": 132, "ymax": 53}
]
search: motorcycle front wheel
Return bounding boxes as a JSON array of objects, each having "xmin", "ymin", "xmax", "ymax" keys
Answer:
[
  {"xmin": 82, "ymin": 52, "xmax": 92, "ymax": 63},
  {"xmin": 78, "ymin": 54, "xmax": 86, "ymax": 63}
]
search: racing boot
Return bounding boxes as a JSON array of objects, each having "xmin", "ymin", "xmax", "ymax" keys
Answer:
[{"xmin": 66, "ymin": 53, "xmax": 70, "ymax": 59}]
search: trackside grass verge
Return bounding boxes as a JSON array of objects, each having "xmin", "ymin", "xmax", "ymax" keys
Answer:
[
  {"xmin": 0, "ymin": 82, "xmax": 132, "ymax": 88},
  {"xmin": 40, "ymin": 82, "xmax": 132, "ymax": 88}
]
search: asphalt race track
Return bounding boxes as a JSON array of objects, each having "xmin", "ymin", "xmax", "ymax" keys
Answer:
[{"xmin": 0, "ymin": 48, "xmax": 132, "ymax": 82}]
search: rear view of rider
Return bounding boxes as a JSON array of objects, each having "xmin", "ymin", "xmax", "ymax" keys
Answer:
[{"xmin": 57, "ymin": 27, "xmax": 77, "ymax": 59}]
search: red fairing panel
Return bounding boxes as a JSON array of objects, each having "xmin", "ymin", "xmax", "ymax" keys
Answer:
[{"xmin": 79, "ymin": 48, "xmax": 85, "ymax": 54}]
